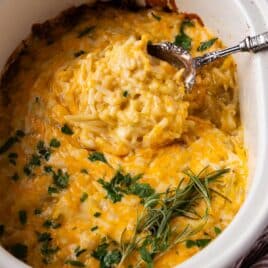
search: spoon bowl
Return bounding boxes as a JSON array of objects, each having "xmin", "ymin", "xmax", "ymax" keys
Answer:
[{"xmin": 147, "ymin": 32, "xmax": 268, "ymax": 91}]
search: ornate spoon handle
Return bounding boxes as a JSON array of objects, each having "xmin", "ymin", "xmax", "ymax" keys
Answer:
[{"xmin": 194, "ymin": 32, "xmax": 268, "ymax": 68}]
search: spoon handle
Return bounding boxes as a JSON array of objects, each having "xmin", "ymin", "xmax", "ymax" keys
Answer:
[{"xmin": 194, "ymin": 32, "xmax": 268, "ymax": 68}]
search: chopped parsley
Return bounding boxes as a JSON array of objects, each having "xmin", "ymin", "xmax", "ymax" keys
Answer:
[
  {"xmin": 40, "ymin": 242, "xmax": 59, "ymax": 260},
  {"xmin": 8, "ymin": 152, "xmax": 18, "ymax": 165},
  {"xmin": 0, "ymin": 130, "xmax": 25, "ymax": 155},
  {"xmin": 186, "ymin": 238, "xmax": 211, "ymax": 248},
  {"xmin": 92, "ymin": 240, "xmax": 122, "ymax": 268},
  {"xmin": 37, "ymin": 140, "xmax": 51, "ymax": 160},
  {"xmin": 139, "ymin": 246, "xmax": 153, "ymax": 267},
  {"xmin": 74, "ymin": 50, "xmax": 86, "ymax": 58},
  {"xmin": 94, "ymin": 212, "xmax": 101, "ymax": 217},
  {"xmin": 49, "ymin": 138, "xmax": 61, "ymax": 148},
  {"xmin": 34, "ymin": 208, "xmax": 42, "ymax": 215},
  {"xmin": 80, "ymin": 192, "xmax": 88, "ymax": 202},
  {"xmin": 37, "ymin": 232, "xmax": 52, "ymax": 243},
  {"xmin": 74, "ymin": 246, "xmax": 87, "ymax": 257},
  {"xmin": 23, "ymin": 141, "xmax": 51, "ymax": 176},
  {"xmin": 0, "ymin": 224, "xmax": 4, "ymax": 236},
  {"xmin": 197, "ymin": 38, "xmax": 218, "ymax": 52},
  {"xmin": 80, "ymin": 169, "xmax": 88, "ymax": 174},
  {"xmin": 29, "ymin": 154, "xmax": 41, "ymax": 166},
  {"xmin": 174, "ymin": 19, "xmax": 195, "ymax": 51},
  {"xmin": 10, "ymin": 243, "xmax": 28, "ymax": 261},
  {"xmin": 18, "ymin": 210, "xmax": 27, "ymax": 225},
  {"xmin": 98, "ymin": 171, "xmax": 154, "ymax": 203},
  {"xmin": 65, "ymin": 260, "xmax": 85, "ymax": 267},
  {"xmin": 88, "ymin": 152, "xmax": 107, "ymax": 163},
  {"xmin": 44, "ymin": 165, "xmax": 53, "ymax": 173},
  {"xmin": 129, "ymin": 182, "xmax": 155, "ymax": 199},
  {"xmin": 23, "ymin": 165, "xmax": 32, "ymax": 176},
  {"xmin": 53, "ymin": 169, "xmax": 69, "ymax": 189},
  {"xmin": 123, "ymin": 90, "xmax": 129, "ymax": 97},
  {"xmin": 43, "ymin": 219, "xmax": 61, "ymax": 229},
  {"xmin": 78, "ymin": 26, "xmax": 96, "ymax": 38},
  {"xmin": 46, "ymin": 167, "xmax": 70, "ymax": 194},
  {"xmin": 214, "ymin": 226, "xmax": 222, "ymax": 235},
  {"xmin": 91, "ymin": 226, "xmax": 98, "ymax": 232},
  {"xmin": 98, "ymin": 178, "xmax": 123, "ymax": 203},
  {"xmin": 151, "ymin": 12, "xmax": 161, "ymax": 21},
  {"xmin": 11, "ymin": 172, "xmax": 19, "ymax": 181},
  {"xmin": 61, "ymin": 124, "xmax": 74, "ymax": 135},
  {"xmin": 48, "ymin": 186, "xmax": 60, "ymax": 195}
]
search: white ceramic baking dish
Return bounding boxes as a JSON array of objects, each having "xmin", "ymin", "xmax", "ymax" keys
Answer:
[{"xmin": 0, "ymin": 0, "xmax": 267, "ymax": 267}]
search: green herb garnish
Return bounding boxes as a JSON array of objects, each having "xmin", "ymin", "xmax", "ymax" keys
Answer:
[
  {"xmin": 186, "ymin": 238, "xmax": 211, "ymax": 248},
  {"xmin": 80, "ymin": 192, "xmax": 88, "ymax": 202},
  {"xmin": 174, "ymin": 19, "xmax": 195, "ymax": 51},
  {"xmin": 118, "ymin": 168, "xmax": 229, "ymax": 266},
  {"xmin": 65, "ymin": 260, "xmax": 85, "ymax": 267},
  {"xmin": 89, "ymin": 152, "xmax": 107, "ymax": 163},
  {"xmin": 49, "ymin": 138, "xmax": 61, "ymax": 148},
  {"xmin": 10, "ymin": 243, "xmax": 28, "ymax": 261},
  {"xmin": 92, "ymin": 239, "xmax": 122, "ymax": 268},
  {"xmin": 123, "ymin": 91, "xmax": 129, "ymax": 97},
  {"xmin": 61, "ymin": 124, "xmax": 74, "ymax": 135},
  {"xmin": 11, "ymin": 172, "xmax": 19, "ymax": 181},
  {"xmin": 44, "ymin": 166, "xmax": 53, "ymax": 173},
  {"xmin": 43, "ymin": 219, "xmax": 61, "ymax": 229},
  {"xmin": 139, "ymin": 246, "xmax": 153, "ymax": 268},
  {"xmin": 214, "ymin": 226, "xmax": 222, "ymax": 235},
  {"xmin": 98, "ymin": 171, "xmax": 153, "ymax": 203},
  {"xmin": 37, "ymin": 140, "xmax": 51, "ymax": 161},
  {"xmin": 18, "ymin": 210, "xmax": 27, "ymax": 225},
  {"xmin": 53, "ymin": 169, "xmax": 69, "ymax": 189},
  {"xmin": 151, "ymin": 12, "xmax": 161, "ymax": 21},
  {"xmin": 40, "ymin": 242, "xmax": 59, "ymax": 258},
  {"xmin": 74, "ymin": 246, "xmax": 87, "ymax": 257},
  {"xmin": 0, "ymin": 130, "xmax": 25, "ymax": 155},
  {"xmin": 37, "ymin": 232, "xmax": 52, "ymax": 243},
  {"xmin": 48, "ymin": 186, "xmax": 60, "ymax": 195},
  {"xmin": 23, "ymin": 165, "xmax": 32, "ymax": 176},
  {"xmin": 197, "ymin": 38, "xmax": 218, "ymax": 52},
  {"xmin": 78, "ymin": 26, "xmax": 96, "ymax": 38},
  {"xmin": 29, "ymin": 154, "xmax": 41, "ymax": 166},
  {"xmin": 94, "ymin": 212, "xmax": 101, "ymax": 217},
  {"xmin": 34, "ymin": 208, "xmax": 42, "ymax": 215},
  {"xmin": 80, "ymin": 169, "xmax": 88, "ymax": 174},
  {"xmin": 8, "ymin": 152, "xmax": 18, "ymax": 165},
  {"xmin": 91, "ymin": 226, "xmax": 98, "ymax": 232}
]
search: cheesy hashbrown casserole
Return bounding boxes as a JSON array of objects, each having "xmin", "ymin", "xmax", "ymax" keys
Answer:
[{"xmin": 0, "ymin": 3, "xmax": 247, "ymax": 268}]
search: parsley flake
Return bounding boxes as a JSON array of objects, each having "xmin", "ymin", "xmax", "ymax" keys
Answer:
[
  {"xmin": 78, "ymin": 26, "xmax": 96, "ymax": 38},
  {"xmin": 174, "ymin": 19, "xmax": 195, "ymax": 51},
  {"xmin": 197, "ymin": 38, "xmax": 218, "ymax": 52},
  {"xmin": 61, "ymin": 124, "xmax": 74, "ymax": 135},
  {"xmin": 49, "ymin": 138, "xmax": 61, "ymax": 148},
  {"xmin": 80, "ymin": 192, "xmax": 88, "ymax": 202},
  {"xmin": 18, "ymin": 210, "xmax": 27, "ymax": 225},
  {"xmin": 89, "ymin": 152, "xmax": 107, "ymax": 163}
]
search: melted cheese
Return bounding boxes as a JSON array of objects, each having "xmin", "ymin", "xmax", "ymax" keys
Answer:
[{"xmin": 0, "ymin": 5, "xmax": 247, "ymax": 268}]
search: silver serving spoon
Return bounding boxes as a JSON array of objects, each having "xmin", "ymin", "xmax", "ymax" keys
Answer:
[{"xmin": 147, "ymin": 32, "xmax": 268, "ymax": 91}]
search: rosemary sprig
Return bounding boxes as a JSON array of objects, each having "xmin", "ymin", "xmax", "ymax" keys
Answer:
[{"xmin": 118, "ymin": 167, "xmax": 230, "ymax": 266}]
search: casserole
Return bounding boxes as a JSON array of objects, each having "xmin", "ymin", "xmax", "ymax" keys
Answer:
[{"xmin": 0, "ymin": 0, "xmax": 267, "ymax": 268}]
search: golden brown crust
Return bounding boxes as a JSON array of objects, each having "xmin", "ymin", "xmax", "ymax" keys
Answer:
[{"xmin": 0, "ymin": 0, "xmax": 202, "ymax": 102}]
